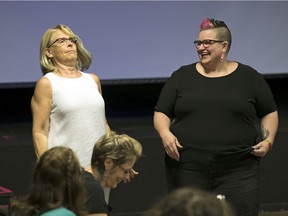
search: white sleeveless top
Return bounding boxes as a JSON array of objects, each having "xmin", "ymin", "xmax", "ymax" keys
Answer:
[{"xmin": 45, "ymin": 72, "xmax": 107, "ymax": 168}]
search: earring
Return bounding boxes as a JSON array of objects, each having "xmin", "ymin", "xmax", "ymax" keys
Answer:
[{"xmin": 220, "ymin": 53, "xmax": 224, "ymax": 61}]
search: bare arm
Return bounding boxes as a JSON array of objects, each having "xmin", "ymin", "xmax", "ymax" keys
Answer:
[
  {"xmin": 153, "ymin": 111, "xmax": 182, "ymax": 161},
  {"xmin": 251, "ymin": 111, "xmax": 279, "ymax": 157},
  {"xmin": 90, "ymin": 73, "xmax": 111, "ymax": 133},
  {"xmin": 91, "ymin": 73, "xmax": 141, "ymax": 183},
  {"xmin": 31, "ymin": 77, "xmax": 52, "ymax": 159}
]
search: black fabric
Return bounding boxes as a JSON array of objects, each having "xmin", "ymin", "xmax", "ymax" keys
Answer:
[
  {"xmin": 82, "ymin": 171, "xmax": 110, "ymax": 215},
  {"xmin": 155, "ymin": 62, "xmax": 277, "ymax": 170},
  {"xmin": 166, "ymin": 157, "xmax": 260, "ymax": 216}
]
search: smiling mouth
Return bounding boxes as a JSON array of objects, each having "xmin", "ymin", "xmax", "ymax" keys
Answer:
[
  {"xmin": 200, "ymin": 52, "xmax": 209, "ymax": 56},
  {"xmin": 200, "ymin": 53, "xmax": 210, "ymax": 59}
]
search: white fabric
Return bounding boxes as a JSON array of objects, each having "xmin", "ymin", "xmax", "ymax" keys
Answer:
[
  {"xmin": 45, "ymin": 72, "xmax": 107, "ymax": 168},
  {"xmin": 103, "ymin": 187, "xmax": 110, "ymax": 204}
]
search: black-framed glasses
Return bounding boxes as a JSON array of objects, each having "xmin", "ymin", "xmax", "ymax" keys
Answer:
[
  {"xmin": 47, "ymin": 37, "xmax": 78, "ymax": 48},
  {"xmin": 193, "ymin": 39, "xmax": 224, "ymax": 48}
]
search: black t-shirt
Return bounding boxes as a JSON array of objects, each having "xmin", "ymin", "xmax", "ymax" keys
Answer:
[
  {"xmin": 155, "ymin": 62, "xmax": 277, "ymax": 169},
  {"xmin": 83, "ymin": 171, "xmax": 110, "ymax": 214}
]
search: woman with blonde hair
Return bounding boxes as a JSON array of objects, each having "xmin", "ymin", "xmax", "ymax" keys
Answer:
[
  {"xmin": 32, "ymin": 24, "xmax": 110, "ymax": 168},
  {"xmin": 83, "ymin": 131, "xmax": 143, "ymax": 216}
]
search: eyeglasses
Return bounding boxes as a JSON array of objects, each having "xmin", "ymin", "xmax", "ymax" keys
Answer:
[
  {"xmin": 118, "ymin": 165, "xmax": 131, "ymax": 175},
  {"xmin": 47, "ymin": 37, "xmax": 78, "ymax": 48},
  {"xmin": 193, "ymin": 39, "xmax": 224, "ymax": 48}
]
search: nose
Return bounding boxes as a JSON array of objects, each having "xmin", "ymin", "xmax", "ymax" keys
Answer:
[{"xmin": 66, "ymin": 40, "xmax": 74, "ymax": 46}]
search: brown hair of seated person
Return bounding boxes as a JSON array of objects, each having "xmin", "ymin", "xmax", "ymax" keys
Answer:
[
  {"xmin": 143, "ymin": 187, "xmax": 235, "ymax": 216},
  {"xmin": 12, "ymin": 146, "xmax": 87, "ymax": 216}
]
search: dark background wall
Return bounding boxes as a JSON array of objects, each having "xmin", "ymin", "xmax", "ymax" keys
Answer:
[{"xmin": 0, "ymin": 76, "xmax": 288, "ymax": 215}]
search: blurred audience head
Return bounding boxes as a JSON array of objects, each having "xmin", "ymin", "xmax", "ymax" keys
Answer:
[
  {"xmin": 12, "ymin": 146, "xmax": 87, "ymax": 216},
  {"xmin": 143, "ymin": 187, "xmax": 235, "ymax": 216}
]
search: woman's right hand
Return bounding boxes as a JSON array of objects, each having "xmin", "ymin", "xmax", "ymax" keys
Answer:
[{"xmin": 160, "ymin": 131, "xmax": 182, "ymax": 161}]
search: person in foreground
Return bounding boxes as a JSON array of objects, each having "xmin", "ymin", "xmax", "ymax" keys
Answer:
[
  {"xmin": 83, "ymin": 131, "xmax": 143, "ymax": 216},
  {"xmin": 143, "ymin": 187, "xmax": 235, "ymax": 216},
  {"xmin": 31, "ymin": 24, "xmax": 110, "ymax": 168},
  {"xmin": 12, "ymin": 146, "xmax": 87, "ymax": 216},
  {"xmin": 153, "ymin": 18, "xmax": 278, "ymax": 216}
]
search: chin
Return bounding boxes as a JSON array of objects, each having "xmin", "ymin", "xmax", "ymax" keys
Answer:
[{"xmin": 201, "ymin": 59, "xmax": 211, "ymax": 65}]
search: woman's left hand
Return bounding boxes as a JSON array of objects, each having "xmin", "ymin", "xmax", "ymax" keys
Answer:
[
  {"xmin": 123, "ymin": 169, "xmax": 139, "ymax": 183},
  {"xmin": 251, "ymin": 141, "xmax": 271, "ymax": 157}
]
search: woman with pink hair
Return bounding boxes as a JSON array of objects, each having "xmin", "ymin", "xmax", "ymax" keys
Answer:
[{"xmin": 153, "ymin": 18, "xmax": 278, "ymax": 216}]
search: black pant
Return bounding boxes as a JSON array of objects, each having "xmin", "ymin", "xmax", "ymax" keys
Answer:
[{"xmin": 165, "ymin": 158, "xmax": 260, "ymax": 216}]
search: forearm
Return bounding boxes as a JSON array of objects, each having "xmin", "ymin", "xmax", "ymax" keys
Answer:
[
  {"xmin": 260, "ymin": 111, "xmax": 279, "ymax": 145},
  {"xmin": 32, "ymin": 132, "xmax": 48, "ymax": 159},
  {"xmin": 153, "ymin": 111, "xmax": 171, "ymax": 137},
  {"xmin": 154, "ymin": 111, "xmax": 182, "ymax": 160}
]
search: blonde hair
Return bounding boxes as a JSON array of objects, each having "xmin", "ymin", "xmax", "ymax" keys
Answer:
[
  {"xmin": 91, "ymin": 131, "xmax": 143, "ymax": 176},
  {"xmin": 39, "ymin": 24, "xmax": 92, "ymax": 74}
]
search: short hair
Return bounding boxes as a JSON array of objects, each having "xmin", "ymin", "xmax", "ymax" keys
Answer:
[
  {"xmin": 91, "ymin": 131, "xmax": 143, "ymax": 177},
  {"xmin": 39, "ymin": 24, "xmax": 92, "ymax": 75},
  {"xmin": 199, "ymin": 18, "xmax": 232, "ymax": 53},
  {"xmin": 12, "ymin": 146, "xmax": 87, "ymax": 216},
  {"xmin": 144, "ymin": 187, "xmax": 235, "ymax": 216}
]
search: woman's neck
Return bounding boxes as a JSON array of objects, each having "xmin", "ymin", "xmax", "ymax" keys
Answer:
[
  {"xmin": 197, "ymin": 60, "xmax": 235, "ymax": 78},
  {"xmin": 54, "ymin": 63, "xmax": 80, "ymax": 78},
  {"xmin": 85, "ymin": 165, "xmax": 106, "ymax": 187}
]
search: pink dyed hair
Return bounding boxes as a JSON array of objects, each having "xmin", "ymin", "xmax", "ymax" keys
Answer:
[
  {"xmin": 199, "ymin": 18, "xmax": 228, "ymax": 30},
  {"xmin": 199, "ymin": 18, "xmax": 232, "ymax": 53},
  {"xmin": 200, "ymin": 18, "xmax": 214, "ymax": 30}
]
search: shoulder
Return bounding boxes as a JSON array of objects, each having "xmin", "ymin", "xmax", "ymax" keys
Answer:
[
  {"xmin": 235, "ymin": 62, "xmax": 263, "ymax": 78},
  {"xmin": 176, "ymin": 63, "xmax": 196, "ymax": 72},
  {"xmin": 170, "ymin": 63, "xmax": 196, "ymax": 77},
  {"xmin": 36, "ymin": 75, "xmax": 51, "ymax": 87},
  {"xmin": 237, "ymin": 62, "xmax": 258, "ymax": 74},
  {"xmin": 86, "ymin": 72, "xmax": 101, "ymax": 87},
  {"xmin": 87, "ymin": 73, "xmax": 100, "ymax": 82},
  {"xmin": 83, "ymin": 171, "xmax": 102, "ymax": 191},
  {"xmin": 234, "ymin": 63, "xmax": 268, "ymax": 87},
  {"xmin": 33, "ymin": 76, "xmax": 52, "ymax": 96}
]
